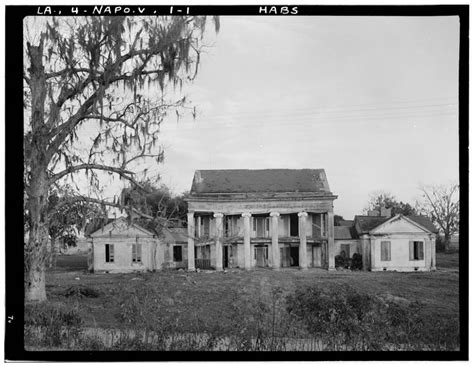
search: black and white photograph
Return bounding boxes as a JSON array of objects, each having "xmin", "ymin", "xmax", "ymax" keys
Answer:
[{"xmin": 6, "ymin": 3, "xmax": 467, "ymax": 361}]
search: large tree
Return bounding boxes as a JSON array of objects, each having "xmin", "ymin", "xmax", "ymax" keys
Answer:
[
  {"xmin": 364, "ymin": 191, "xmax": 417, "ymax": 217},
  {"xmin": 23, "ymin": 15, "xmax": 218, "ymax": 301},
  {"xmin": 417, "ymin": 183, "xmax": 459, "ymax": 252},
  {"xmin": 120, "ymin": 178, "xmax": 188, "ymax": 234}
]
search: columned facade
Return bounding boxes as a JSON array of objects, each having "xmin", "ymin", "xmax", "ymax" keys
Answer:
[
  {"xmin": 185, "ymin": 169, "xmax": 338, "ymax": 272},
  {"xmin": 187, "ymin": 212, "xmax": 195, "ymax": 271}
]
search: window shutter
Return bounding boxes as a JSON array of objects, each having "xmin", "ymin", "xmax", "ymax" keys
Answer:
[
  {"xmin": 132, "ymin": 244, "xmax": 136, "ymax": 262},
  {"xmin": 418, "ymin": 242, "xmax": 424, "ymax": 260},
  {"xmin": 137, "ymin": 244, "xmax": 142, "ymax": 262},
  {"xmin": 409, "ymin": 241, "xmax": 414, "ymax": 261},
  {"xmin": 387, "ymin": 242, "xmax": 391, "ymax": 261}
]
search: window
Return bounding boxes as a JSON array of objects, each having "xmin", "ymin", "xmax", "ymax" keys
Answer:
[
  {"xmin": 321, "ymin": 214, "xmax": 327, "ymax": 237},
  {"xmin": 290, "ymin": 214, "xmax": 299, "ymax": 237},
  {"xmin": 409, "ymin": 241, "xmax": 424, "ymax": 260},
  {"xmin": 105, "ymin": 244, "xmax": 114, "ymax": 263},
  {"xmin": 381, "ymin": 241, "xmax": 391, "ymax": 261},
  {"xmin": 132, "ymin": 243, "xmax": 142, "ymax": 263},
  {"xmin": 253, "ymin": 217, "xmax": 269, "ymax": 237},
  {"xmin": 201, "ymin": 216, "xmax": 210, "ymax": 237},
  {"xmin": 225, "ymin": 216, "xmax": 236, "ymax": 237},
  {"xmin": 173, "ymin": 246, "xmax": 183, "ymax": 262}
]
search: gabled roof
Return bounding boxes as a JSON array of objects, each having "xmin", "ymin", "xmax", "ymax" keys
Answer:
[
  {"xmin": 354, "ymin": 215, "xmax": 390, "ymax": 235},
  {"xmin": 189, "ymin": 169, "xmax": 333, "ymax": 195},
  {"xmin": 334, "ymin": 226, "xmax": 359, "ymax": 240},
  {"xmin": 368, "ymin": 214, "xmax": 438, "ymax": 235},
  {"xmin": 406, "ymin": 215, "xmax": 438, "ymax": 234},
  {"xmin": 89, "ymin": 217, "xmax": 155, "ymax": 238},
  {"xmin": 161, "ymin": 227, "xmax": 188, "ymax": 244}
]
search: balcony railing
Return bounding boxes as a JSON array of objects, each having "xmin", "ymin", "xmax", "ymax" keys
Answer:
[{"xmin": 195, "ymin": 258, "xmax": 212, "ymax": 269}]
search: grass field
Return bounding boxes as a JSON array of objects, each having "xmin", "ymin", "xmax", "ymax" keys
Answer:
[
  {"xmin": 26, "ymin": 252, "xmax": 460, "ymax": 350},
  {"xmin": 51, "ymin": 254, "xmax": 459, "ymax": 327}
]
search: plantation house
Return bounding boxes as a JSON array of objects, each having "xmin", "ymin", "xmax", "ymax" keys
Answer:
[
  {"xmin": 186, "ymin": 169, "xmax": 338, "ymax": 271},
  {"xmin": 89, "ymin": 169, "xmax": 437, "ymax": 273}
]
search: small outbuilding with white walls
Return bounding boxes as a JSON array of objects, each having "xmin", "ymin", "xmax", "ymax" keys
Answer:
[
  {"xmin": 361, "ymin": 214, "xmax": 437, "ymax": 272},
  {"xmin": 89, "ymin": 218, "xmax": 159, "ymax": 273}
]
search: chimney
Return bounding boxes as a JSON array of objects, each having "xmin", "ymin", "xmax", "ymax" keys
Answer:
[
  {"xmin": 381, "ymin": 207, "xmax": 392, "ymax": 218},
  {"xmin": 368, "ymin": 209, "xmax": 379, "ymax": 217}
]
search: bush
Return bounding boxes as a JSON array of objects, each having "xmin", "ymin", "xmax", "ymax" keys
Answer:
[
  {"xmin": 285, "ymin": 284, "xmax": 459, "ymax": 350},
  {"xmin": 63, "ymin": 285, "xmax": 100, "ymax": 298},
  {"xmin": 335, "ymin": 255, "xmax": 351, "ymax": 269},
  {"xmin": 335, "ymin": 255, "xmax": 345, "ymax": 268},
  {"xmin": 350, "ymin": 253, "xmax": 363, "ymax": 270}
]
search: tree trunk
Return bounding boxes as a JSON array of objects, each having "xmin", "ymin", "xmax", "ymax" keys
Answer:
[
  {"xmin": 444, "ymin": 234, "xmax": 451, "ymax": 253},
  {"xmin": 25, "ymin": 165, "xmax": 49, "ymax": 302},
  {"xmin": 25, "ymin": 248, "xmax": 47, "ymax": 302}
]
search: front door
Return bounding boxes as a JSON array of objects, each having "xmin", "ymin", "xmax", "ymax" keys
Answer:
[
  {"xmin": 290, "ymin": 246, "xmax": 299, "ymax": 267},
  {"xmin": 290, "ymin": 214, "xmax": 299, "ymax": 237},
  {"xmin": 223, "ymin": 246, "xmax": 229, "ymax": 268},
  {"xmin": 312, "ymin": 245, "xmax": 322, "ymax": 267},
  {"xmin": 255, "ymin": 246, "xmax": 267, "ymax": 267}
]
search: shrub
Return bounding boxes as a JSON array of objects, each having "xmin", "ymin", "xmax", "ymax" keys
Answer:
[
  {"xmin": 335, "ymin": 255, "xmax": 345, "ymax": 268},
  {"xmin": 63, "ymin": 285, "xmax": 100, "ymax": 298},
  {"xmin": 285, "ymin": 284, "xmax": 458, "ymax": 350},
  {"xmin": 350, "ymin": 253, "xmax": 363, "ymax": 270},
  {"xmin": 25, "ymin": 302, "xmax": 83, "ymax": 348}
]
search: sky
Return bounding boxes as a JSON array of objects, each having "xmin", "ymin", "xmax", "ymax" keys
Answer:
[
  {"xmin": 146, "ymin": 16, "xmax": 460, "ymax": 219},
  {"xmin": 41, "ymin": 15, "xmax": 459, "ymax": 219}
]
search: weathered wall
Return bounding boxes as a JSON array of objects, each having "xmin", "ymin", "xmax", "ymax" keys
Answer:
[
  {"xmin": 93, "ymin": 238, "xmax": 157, "ymax": 273},
  {"xmin": 161, "ymin": 243, "xmax": 188, "ymax": 269}
]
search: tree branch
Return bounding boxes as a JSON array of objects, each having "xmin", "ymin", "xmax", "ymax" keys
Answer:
[{"xmin": 50, "ymin": 163, "xmax": 147, "ymax": 192}]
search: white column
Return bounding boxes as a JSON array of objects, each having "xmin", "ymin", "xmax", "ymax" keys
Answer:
[
  {"xmin": 298, "ymin": 212, "xmax": 308, "ymax": 270},
  {"xmin": 270, "ymin": 212, "xmax": 280, "ymax": 270},
  {"xmin": 242, "ymin": 212, "xmax": 252, "ymax": 270},
  {"xmin": 431, "ymin": 236, "xmax": 437, "ymax": 270},
  {"xmin": 214, "ymin": 213, "xmax": 224, "ymax": 271},
  {"xmin": 370, "ymin": 237, "xmax": 376, "ymax": 271},
  {"xmin": 328, "ymin": 211, "xmax": 335, "ymax": 270},
  {"xmin": 187, "ymin": 212, "xmax": 195, "ymax": 271},
  {"xmin": 361, "ymin": 235, "xmax": 370, "ymax": 271}
]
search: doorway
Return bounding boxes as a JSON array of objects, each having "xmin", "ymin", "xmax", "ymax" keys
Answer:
[
  {"xmin": 290, "ymin": 214, "xmax": 299, "ymax": 237},
  {"xmin": 312, "ymin": 245, "xmax": 322, "ymax": 267},
  {"xmin": 255, "ymin": 245, "xmax": 268, "ymax": 267},
  {"xmin": 223, "ymin": 246, "xmax": 230, "ymax": 268},
  {"xmin": 289, "ymin": 246, "xmax": 299, "ymax": 267}
]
